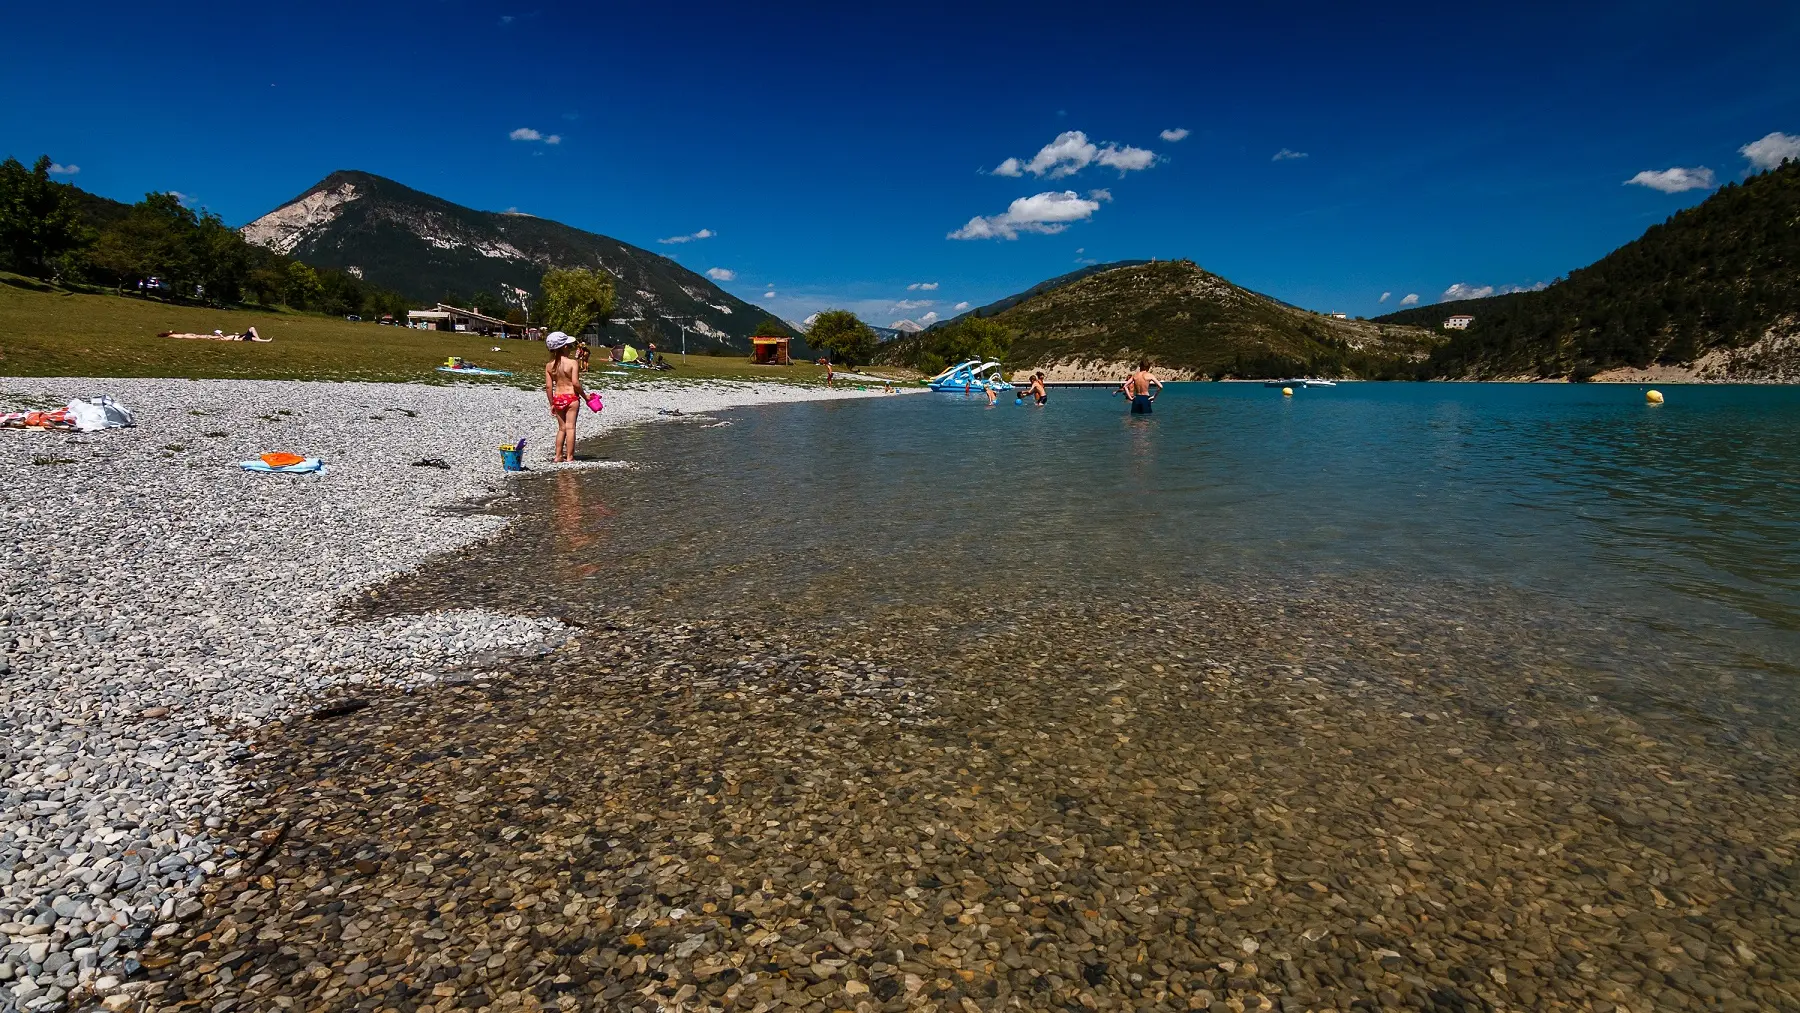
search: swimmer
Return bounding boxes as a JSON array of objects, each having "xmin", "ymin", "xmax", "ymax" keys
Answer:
[{"xmin": 1123, "ymin": 359, "xmax": 1162, "ymax": 415}]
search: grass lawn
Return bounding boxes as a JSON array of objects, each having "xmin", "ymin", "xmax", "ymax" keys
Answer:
[{"xmin": 0, "ymin": 277, "xmax": 916, "ymax": 387}]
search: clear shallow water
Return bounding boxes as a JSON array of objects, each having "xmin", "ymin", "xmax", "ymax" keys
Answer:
[
  {"xmin": 377, "ymin": 381, "xmax": 1800, "ymax": 734},
  {"xmin": 563, "ymin": 383, "xmax": 1799, "ymax": 659}
]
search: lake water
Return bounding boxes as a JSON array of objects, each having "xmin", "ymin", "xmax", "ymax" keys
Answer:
[
  {"xmin": 336, "ymin": 380, "xmax": 1800, "ymax": 1009},
  {"xmin": 379, "ymin": 380, "xmax": 1800, "ymax": 738}
]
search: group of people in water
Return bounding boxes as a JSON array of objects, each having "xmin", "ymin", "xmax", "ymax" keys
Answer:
[
  {"xmin": 545, "ymin": 328, "xmax": 1171, "ymax": 462},
  {"xmin": 996, "ymin": 360, "xmax": 1164, "ymax": 413}
]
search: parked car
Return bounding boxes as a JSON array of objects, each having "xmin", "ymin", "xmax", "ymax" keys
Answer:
[{"xmin": 344, "ymin": 314, "xmax": 362, "ymax": 322}]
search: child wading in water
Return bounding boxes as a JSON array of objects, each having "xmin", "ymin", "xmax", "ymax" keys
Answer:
[{"xmin": 544, "ymin": 331, "xmax": 586, "ymax": 462}]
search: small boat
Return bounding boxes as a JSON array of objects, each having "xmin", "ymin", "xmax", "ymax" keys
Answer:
[
  {"xmin": 925, "ymin": 358, "xmax": 1015, "ymax": 393},
  {"xmin": 1263, "ymin": 377, "xmax": 1337, "ymax": 388}
]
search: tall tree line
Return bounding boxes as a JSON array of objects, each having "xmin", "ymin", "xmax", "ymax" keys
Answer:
[{"xmin": 0, "ymin": 154, "xmax": 409, "ymax": 319}]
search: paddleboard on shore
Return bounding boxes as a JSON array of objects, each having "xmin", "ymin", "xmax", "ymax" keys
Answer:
[{"xmin": 436, "ymin": 366, "xmax": 514, "ymax": 377}]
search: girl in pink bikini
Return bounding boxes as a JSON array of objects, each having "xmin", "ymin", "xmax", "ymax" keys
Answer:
[{"xmin": 544, "ymin": 331, "xmax": 587, "ymax": 462}]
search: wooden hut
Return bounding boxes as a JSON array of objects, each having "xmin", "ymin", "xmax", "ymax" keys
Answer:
[{"xmin": 750, "ymin": 335, "xmax": 790, "ymax": 365}]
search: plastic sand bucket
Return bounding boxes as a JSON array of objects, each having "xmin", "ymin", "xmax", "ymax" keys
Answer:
[{"xmin": 500, "ymin": 445, "xmax": 524, "ymax": 471}]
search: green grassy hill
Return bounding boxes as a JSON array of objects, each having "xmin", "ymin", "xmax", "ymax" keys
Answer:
[
  {"xmin": 0, "ymin": 276, "xmax": 848, "ymax": 385},
  {"xmin": 902, "ymin": 260, "xmax": 1441, "ymax": 378},
  {"xmin": 1377, "ymin": 160, "xmax": 1800, "ymax": 379}
]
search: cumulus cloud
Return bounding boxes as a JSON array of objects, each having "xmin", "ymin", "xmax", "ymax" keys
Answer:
[
  {"xmin": 947, "ymin": 190, "xmax": 1103, "ymax": 241},
  {"xmin": 510, "ymin": 127, "xmax": 561, "ymax": 144},
  {"xmin": 1400, "ymin": 293, "xmax": 1419, "ymax": 305},
  {"xmin": 891, "ymin": 299, "xmax": 935, "ymax": 311},
  {"xmin": 907, "ymin": 282, "xmax": 939, "ymax": 291},
  {"xmin": 919, "ymin": 311, "xmax": 940, "ymax": 325},
  {"xmin": 954, "ymin": 301, "xmax": 971, "ymax": 311},
  {"xmin": 1740, "ymin": 131, "xmax": 1800, "ymax": 171},
  {"xmin": 990, "ymin": 131, "xmax": 1157, "ymax": 179},
  {"xmin": 1087, "ymin": 188, "xmax": 1113, "ymax": 202},
  {"xmin": 1379, "ymin": 291, "xmax": 1391, "ymax": 303},
  {"xmin": 1442, "ymin": 280, "xmax": 1548, "ymax": 302},
  {"xmin": 659, "ymin": 228, "xmax": 715, "ymax": 244},
  {"xmin": 167, "ymin": 191, "xmax": 193, "ymax": 206},
  {"xmin": 1272, "ymin": 148, "xmax": 1308, "ymax": 161},
  {"xmin": 1160, "ymin": 127, "xmax": 1190, "ymax": 142},
  {"xmin": 47, "ymin": 162, "xmax": 78, "ymax": 175},
  {"xmin": 1442, "ymin": 283, "xmax": 1495, "ymax": 301},
  {"xmin": 764, "ymin": 291, "xmax": 776, "ymax": 299},
  {"xmin": 705, "ymin": 267, "xmax": 735, "ymax": 281},
  {"xmin": 1624, "ymin": 167, "xmax": 1715, "ymax": 193}
]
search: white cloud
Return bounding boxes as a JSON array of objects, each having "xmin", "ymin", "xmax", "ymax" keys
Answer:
[
  {"xmin": 954, "ymin": 301, "xmax": 971, "ymax": 311},
  {"xmin": 509, "ymin": 127, "xmax": 543, "ymax": 141},
  {"xmin": 991, "ymin": 130, "xmax": 1157, "ymax": 179},
  {"xmin": 1095, "ymin": 145, "xmax": 1155, "ymax": 173},
  {"xmin": 659, "ymin": 228, "xmax": 715, "ymax": 244},
  {"xmin": 919, "ymin": 311, "xmax": 940, "ymax": 325},
  {"xmin": 1272, "ymin": 148, "xmax": 1308, "ymax": 161},
  {"xmin": 907, "ymin": 282, "xmax": 939, "ymax": 291},
  {"xmin": 167, "ymin": 191, "xmax": 193, "ymax": 206},
  {"xmin": 1400, "ymin": 293, "xmax": 1419, "ymax": 305},
  {"xmin": 1740, "ymin": 131, "xmax": 1800, "ymax": 171},
  {"xmin": 544, "ymin": 134, "xmax": 561, "ymax": 145},
  {"xmin": 1087, "ymin": 188, "xmax": 1113, "ymax": 202},
  {"xmin": 47, "ymin": 162, "xmax": 78, "ymax": 175},
  {"xmin": 891, "ymin": 299, "xmax": 935, "ymax": 311},
  {"xmin": 1379, "ymin": 291, "xmax": 1391, "ymax": 303},
  {"xmin": 499, "ymin": 14, "xmax": 514, "ymax": 24},
  {"xmin": 705, "ymin": 267, "xmax": 735, "ymax": 281},
  {"xmin": 947, "ymin": 190, "xmax": 1103, "ymax": 240},
  {"xmin": 764, "ymin": 291, "xmax": 777, "ymax": 299},
  {"xmin": 1624, "ymin": 167, "xmax": 1715, "ymax": 193},
  {"xmin": 1160, "ymin": 127, "xmax": 1190, "ymax": 142},
  {"xmin": 1442, "ymin": 283, "xmax": 1495, "ymax": 301}
]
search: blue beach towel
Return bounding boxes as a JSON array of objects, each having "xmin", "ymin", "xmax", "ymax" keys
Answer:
[{"xmin": 239, "ymin": 458, "xmax": 327, "ymax": 474}]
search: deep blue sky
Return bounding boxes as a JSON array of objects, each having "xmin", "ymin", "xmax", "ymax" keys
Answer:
[{"xmin": 6, "ymin": 0, "xmax": 1798, "ymax": 326}]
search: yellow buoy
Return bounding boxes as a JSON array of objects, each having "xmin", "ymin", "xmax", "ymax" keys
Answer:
[
  {"xmin": 1282, "ymin": 387, "xmax": 1294, "ymax": 397},
  {"xmin": 1646, "ymin": 389, "xmax": 1664, "ymax": 404}
]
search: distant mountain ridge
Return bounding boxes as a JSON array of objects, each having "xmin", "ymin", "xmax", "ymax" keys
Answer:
[
  {"xmin": 241, "ymin": 170, "xmax": 769, "ymax": 348},
  {"xmin": 889, "ymin": 259, "xmax": 1442, "ymax": 379},
  {"xmin": 1376, "ymin": 160, "xmax": 1800, "ymax": 380},
  {"xmin": 929, "ymin": 260, "xmax": 1151, "ymax": 330}
]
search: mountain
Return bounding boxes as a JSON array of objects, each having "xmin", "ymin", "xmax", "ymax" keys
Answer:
[
  {"xmin": 241, "ymin": 170, "xmax": 769, "ymax": 349},
  {"xmin": 888, "ymin": 259, "xmax": 1442, "ymax": 379},
  {"xmin": 928, "ymin": 260, "xmax": 1151, "ymax": 330},
  {"xmin": 1376, "ymin": 160, "xmax": 1800, "ymax": 380}
]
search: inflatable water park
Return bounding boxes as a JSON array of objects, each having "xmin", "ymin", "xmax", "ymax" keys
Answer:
[{"xmin": 925, "ymin": 359, "xmax": 1014, "ymax": 393}]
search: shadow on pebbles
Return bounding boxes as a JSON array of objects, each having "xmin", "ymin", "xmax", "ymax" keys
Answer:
[{"xmin": 134, "ymin": 590, "xmax": 1799, "ymax": 1013}]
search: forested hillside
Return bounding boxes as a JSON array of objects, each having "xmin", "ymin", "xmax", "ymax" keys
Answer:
[{"xmin": 1379, "ymin": 160, "xmax": 1800, "ymax": 378}]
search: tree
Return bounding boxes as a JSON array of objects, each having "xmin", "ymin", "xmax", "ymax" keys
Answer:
[
  {"xmin": 753, "ymin": 315, "xmax": 792, "ymax": 337},
  {"xmin": 539, "ymin": 266, "xmax": 616, "ymax": 337},
  {"xmin": 805, "ymin": 309, "xmax": 876, "ymax": 365},
  {"xmin": 919, "ymin": 317, "xmax": 1012, "ymax": 375},
  {"xmin": 0, "ymin": 155, "xmax": 93, "ymax": 278},
  {"xmin": 284, "ymin": 261, "xmax": 321, "ymax": 309}
]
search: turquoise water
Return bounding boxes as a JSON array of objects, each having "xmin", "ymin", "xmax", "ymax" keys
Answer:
[
  {"xmin": 382, "ymin": 380, "xmax": 1800, "ymax": 732},
  {"xmin": 577, "ymin": 382, "xmax": 1799, "ymax": 658}
]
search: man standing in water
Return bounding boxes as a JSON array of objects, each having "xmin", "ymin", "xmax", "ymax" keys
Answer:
[{"xmin": 1123, "ymin": 359, "xmax": 1162, "ymax": 414}]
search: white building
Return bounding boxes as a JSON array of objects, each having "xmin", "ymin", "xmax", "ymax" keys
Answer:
[{"xmin": 1444, "ymin": 314, "xmax": 1474, "ymax": 330}]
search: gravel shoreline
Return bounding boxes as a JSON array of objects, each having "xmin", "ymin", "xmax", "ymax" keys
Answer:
[{"xmin": 0, "ymin": 375, "xmax": 893, "ymax": 1012}]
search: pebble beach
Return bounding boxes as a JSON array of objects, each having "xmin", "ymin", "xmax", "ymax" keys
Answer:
[
  {"xmin": 3, "ymin": 377, "xmax": 1797, "ymax": 1013},
  {"xmin": 0, "ymin": 375, "xmax": 892, "ymax": 1012}
]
